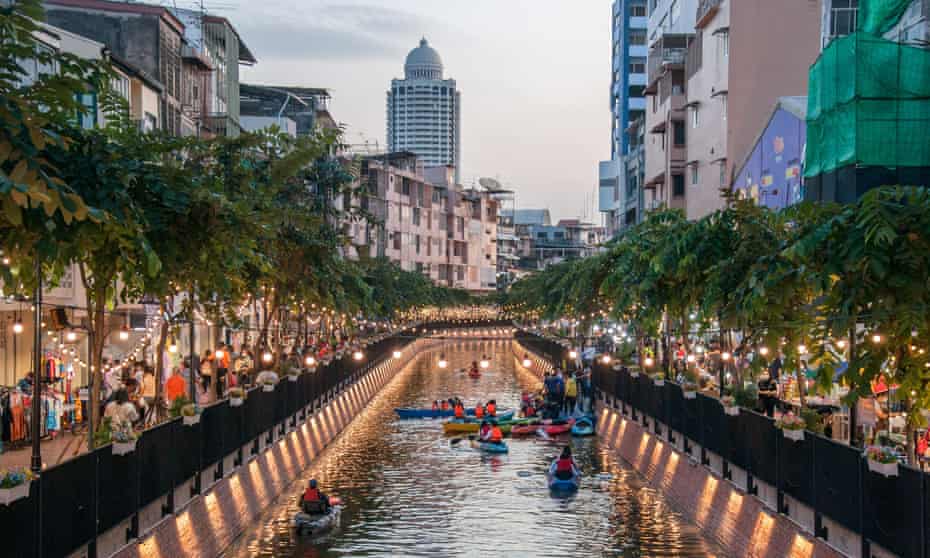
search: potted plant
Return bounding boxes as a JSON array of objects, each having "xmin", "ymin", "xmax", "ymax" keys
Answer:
[
  {"xmin": 721, "ymin": 395, "xmax": 739, "ymax": 416},
  {"xmin": 776, "ymin": 412, "xmax": 806, "ymax": 441},
  {"xmin": 181, "ymin": 403, "xmax": 201, "ymax": 426},
  {"xmin": 865, "ymin": 445, "xmax": 899, "ymax": 477},
  {"xmin": 262, "ymin": 375, "xmax": 278, "ymax": 392},
  {"xmin": 107, "ymin": 421, "xmax": 139, "ymax": 455},
  {"xmin": 651, "ymin": 372, "xmax": 665, "ymax": 387},
  {"xmin": 0, "ymin": 468, "xmax": 36, "ymax": 505},
  {"xmin": 228, "ymin": 387, "xmax": 245, "ymax": 407},
  {"xmin": 682, "ymin": 381, "xmax": 699, "ymax": 399}
]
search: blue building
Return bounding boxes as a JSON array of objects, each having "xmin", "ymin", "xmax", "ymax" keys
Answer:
[{"xmin": 600, "ymin": 0, "xmax": 648, "ymax": 236}]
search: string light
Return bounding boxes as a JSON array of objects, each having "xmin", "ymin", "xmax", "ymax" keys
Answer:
[
  {"xmin": 66, "ymin": 330, "xmax": 77, "ymax": 342},
  {"xmin": 305, "ymin": 355, "xmax": 316, "ymax": 367},
  {"xmin": 644, "ymin": 356, "xmax": 654, "ymax": 367},
  {"xmin": 686, "ymin": 354, "xmax": 696, "ymax": 363},
  {"xmin": 568, "ymin": 350, "xmax": 578, "ymax": 359},
  {"xmin": 871, "ymin": 334, "xmax": 883, "ymax": 344},
  {"xmin": 392, "ymin": 350, "xmax": 402, "ymax": 359},
  {"xmin": 12, "ymin": 320, "xmax": 23, "ymax": 334},
  {"xmin": 721, "ymin": 352, "xmax": 732, "ymax": 361},
  {"xmin": 352, "ymin": 350, "xmax": 364, "ymax": 361},
  {"xmin": 836, "ymin": 339, "xmax": 847, "ymax": 349},
  {"xmin": 118, "ymin": 326, "xmax": 130, "ymax": 341},
  {"xmin": 262, "ymin": 350, "xmax": 274, "ymax": 363},
  {"xmin": 759, "ymin": 346, "xmax": 769, "ymax": 356}
]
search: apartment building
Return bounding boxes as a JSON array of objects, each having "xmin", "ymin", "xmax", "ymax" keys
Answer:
[
  {"xmin": 239, "ymin": 84, "xmax": 336, "ymax": 137},
  {"xmin": 642, "ymin": 0, "xmax": 820, "ymax": 219},
  {"xmin": 822, "ymin": 0, "xmax": 929, "ymax": 47},
  {"xmin": 45, "ymin": 0, "xmax": 254, "ymax": 138},
  {"xmin": 345, "ymin": 153, "xmax": 497, "ymax": 292},
  {"xmin": 600, "ymin": 0, "xmax": 648, "ymax": 237}
]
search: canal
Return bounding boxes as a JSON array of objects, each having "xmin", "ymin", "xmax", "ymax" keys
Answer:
[{"xmin": 224, "ymin": 340, "xmax": 724, "ymax": 557}]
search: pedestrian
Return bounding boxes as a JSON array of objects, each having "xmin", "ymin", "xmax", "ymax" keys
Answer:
[
  {"xmin": 200, "ymin": 349, "xmax": 214, "ymax": 401},
  {"xmin": 564, "ymin": 371, "xmax": 578, "ymax": 415},
  {"xmin": 757, "ymin": 372, "xmax": 778, "ymax": 418},
  {"xmin": 141, "ymin": 365, "xmax": 156, "ymax": 425},
  {"xmin": 165, "ymin": 366, "xmax": 187, "ymax": 403}
]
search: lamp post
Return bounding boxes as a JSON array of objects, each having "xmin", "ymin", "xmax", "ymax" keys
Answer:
[{"xmin": 30, "ymin": 257, "xmax": 42, "ymax": 473}]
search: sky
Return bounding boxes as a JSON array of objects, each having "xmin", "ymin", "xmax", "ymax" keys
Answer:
[{"xmin": 220, "ymin": 0, "xmax": 611, "ymax": 223}]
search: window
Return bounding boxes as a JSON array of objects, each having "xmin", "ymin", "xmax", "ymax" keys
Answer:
[
  {"xmin": 719, "ymin": 162, "xmax": 727, "ymax": 186},
  {"xmin": 412, "ymin": 207, "xmax": 421, "ymax": 226},
  {"xmin": 652, "ymin": 94, "xmax": 658, "ymax": 113},
  {"xmin": 672, "ymin": 174, "xmax": 685, "ymax": 197},
  {"xmin": 629, "ymin": 57, "xmax": 646, "ymax": 74},
  {"xmin": 673, "ymin": 121, "xmax": 686, "ymax": 146},
  {"xmin": 628, "ymin": 85, "xmax": 646, "ymax": 98},
  {"xmin": 629, "ymin": 30, "xmax": 647, "ymax": 46},
  {"xmin": 415, "ymin": 235, "xmax": 421, "ymax": 254},
  {"xmin": 630, "ymin": 2, "xmax": 647, "ymax": 17},
  {"xmin": 691, "ymin": 165, "xmax": 699, "ymax": 185},
  {"xmin": 691, "ymin": 106, "xmax": 699, "ymax": 128},
  {"xmin": 393, "ymin": 233, "xmax": 401, "ymax": 251},
  {"xmin": 721, "ymin": 32, "xmax": 729, "ymax": 57},
  {"xmin": 721, "ymin": 95, "xmax": 728, "ymax": 120},
  {"xmin": 829, "ymin": 0, "xmax": 859, "ymax": 39}
]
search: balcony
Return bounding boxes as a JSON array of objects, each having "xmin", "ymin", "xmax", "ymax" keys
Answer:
[
  {"xmin": 695, "ymin": 0, "xmax": 723, "ymax": 29},
  {"xmin": 646, "ymin": 46, "xmax": 688, "ymax": 90}
]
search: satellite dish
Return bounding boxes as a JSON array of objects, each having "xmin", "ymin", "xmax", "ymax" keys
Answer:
[{"xmin": 478, "ymin": 177, "xmax": 502, "ymax": 190}]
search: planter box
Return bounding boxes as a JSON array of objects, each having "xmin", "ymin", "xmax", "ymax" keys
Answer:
[
  {"xmin": 230, "ymin": 397, "xmax": 244, "ymax": 407},
  {"xmin": 112, "ymin": 440, "xmax": 137, "ymax": 456},
  {"xmin": 653, "ymin": 379, "xmax": 665, "ymax": 387},
  {"xmin": 288, "ymin": 374, "xmax": 299, "ymax": 383},
  {"xmin": 183, "ymin": 414, "xmax": 201, "ymax": 426},
  {"xmin": 782, "ymin": 428, "xmax": 805, "ymax": 442},
  {"xmin": 724, "ymin": 406, "xmax": 740, "ymax": 416},
  {"xmin": 683, "ymin": 390, "xmax": 697, "ymax": 400},
  {"xmin": 262, "ymin": 384, "xmax": 276, "ymax": 393},
  {"xmin": 867, "ymin": 459, "xmax": 899, "ymax": 477},
  {"xmin": 0, "ymin": 482, "xmax": 31, "ymax": 506}
]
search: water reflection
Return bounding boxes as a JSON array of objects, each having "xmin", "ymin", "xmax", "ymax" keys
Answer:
[{"xmin": 224, "ymin": 341, "xmax": 722, "ymax": 557}]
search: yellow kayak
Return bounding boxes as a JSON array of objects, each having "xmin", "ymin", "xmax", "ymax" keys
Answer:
[{"xmin": 443, "ymin": 421, "xmax": 513, "ymax": 435}]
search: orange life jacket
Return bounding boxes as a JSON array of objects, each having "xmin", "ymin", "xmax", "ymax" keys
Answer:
[
  {"xmin": 475, "ymin": 406, "xmax": 484, "ymax": 418},
  {"xmin": 454, "ymin": 404, "xmax": 464, "ymax": 418},
  {"xmin": 303, "ymin": 488, "xmax": 321, "ymax": 502},
  {"xmin": 441, "ymin": 401, "xmax": 450, "ymax": 411},
  {"xmin": 489, "ymin": 426, "xmax": 503, "ymax": 443},
  {"xmin": 432, "ymin": 402, "xmax": 439, "ymax": 410},
  {"xmin": 487, "ymin": 403, "xmax": 496, "ymax": 416}
]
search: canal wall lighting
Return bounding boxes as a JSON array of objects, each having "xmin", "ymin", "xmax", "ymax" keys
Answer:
[
  {"xmin": 480, "ymin": 357, "xmax": 490, "ymax": 369},
  {"xmin": 438, "ymin": 355, "xmax": 448, "ymax": 369},
  {"xmin": 522, "ymin": 355, "xmax": 532, "ymax": 367},
  {"xmin": 13, "ymin": 320, "xmax": 23, "ymax": 334},
  {"xmin": 392, "ymin": 350, "xmax": 402, "ymax": 359},
  {"xmin": 118, "ymin": 325, "xmax": 130, "ymax": 341}
]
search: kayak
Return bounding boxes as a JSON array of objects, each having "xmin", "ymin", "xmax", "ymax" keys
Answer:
[
  {"xmin": 470, "ymin": 440, "xmax": 509, "ymax": 453},
  {"xmin": 395, "ymin": 407, "xmax": 512, "ymax": 419},
  {"xmin": 443, "ymin": 421, "xmax": 515, "ymax": 435},
  {"xmin": 294, "ymin": 500, "xmax": 343, "ymax": 536},
  {"xmin": 511, "ymin": 418, "xmax": 576, "ymax": 436},
  {"xmin": 571, "ymin": 416, "xmax": 595, "ymax": 437},
  {"xmin": 548, "ymin": 472, "xmax": 581, "ymax": 491}
]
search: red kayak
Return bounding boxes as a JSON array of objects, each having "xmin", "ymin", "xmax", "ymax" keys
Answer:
[{"xmin": 510, "ymin": 418, "xmax": 575, "ymax": 436}]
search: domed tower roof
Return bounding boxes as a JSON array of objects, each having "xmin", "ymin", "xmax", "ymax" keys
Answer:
[{"xmin": 404, "ymin": 38, "xmax": 443, "ymax": 80}]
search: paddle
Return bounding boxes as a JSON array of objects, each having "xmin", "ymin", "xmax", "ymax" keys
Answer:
[{"xmin": 450, "ymin": 434, "xmax": 477, "ymax": 446}]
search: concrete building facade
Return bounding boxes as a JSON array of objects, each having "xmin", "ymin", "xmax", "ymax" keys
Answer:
[
  {"xmin": 600, "ymin": 0, "xmax": 648, "ymax": 237},
  {"xmin": 344, "ymin": 153, "xmax": 497, "ymax": 292},
  {"xmin": 386, "ymin": 39, "xmax": 462, "ymax": 184}
]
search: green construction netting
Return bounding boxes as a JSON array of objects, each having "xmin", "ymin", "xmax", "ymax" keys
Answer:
[
  {"xmin": 858, "ymin": 0, "xmax": 912, "ymax": 35},
  {"xmin": 805, "ymin": 33, "xmax": 930, "ymax": 178}
]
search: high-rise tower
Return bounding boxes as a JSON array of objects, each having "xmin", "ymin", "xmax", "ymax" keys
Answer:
[{"xmin": 387, "ymin": 38, "xmax": 462, "ymax": 184}]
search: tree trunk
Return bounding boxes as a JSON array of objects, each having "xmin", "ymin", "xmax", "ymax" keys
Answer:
[
  {"xmin": 154, "ymin": 302, "xmax": 169, "ymax": 419},
  {"xmin": 81, "ymin": 262, "xmax": 111, "ymax": 443}
]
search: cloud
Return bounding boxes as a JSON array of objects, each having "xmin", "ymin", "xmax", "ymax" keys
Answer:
[{"xmin": 236, "ymin": 2, "xmax": 431, "ymax": 62}]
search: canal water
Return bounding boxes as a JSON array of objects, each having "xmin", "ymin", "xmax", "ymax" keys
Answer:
[{"xmin": 224, "ymin": 340, "xmax": 723, "ymax": 557}]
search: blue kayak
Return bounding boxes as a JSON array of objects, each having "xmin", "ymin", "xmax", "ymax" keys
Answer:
[
  {"xmin": 395, "ymin": 408, "xmax": 514, "ymax": 420},
  {"xmin": 548, "ymin": 472, "xmax": 581, "ymax": 491},
  {"xmin": 571, "ymin": 416, "xmax": 595, "ymax": 437},
  {"xmin": 471, "ymin": 440, "xmax": 509, "ymax": 453}
]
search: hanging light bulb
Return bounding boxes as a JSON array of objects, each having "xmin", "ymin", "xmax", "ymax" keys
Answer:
[
  {"xmin": 523, "ymin": 354, "xmax": 533, "ymax": 367},
  {"xmin": 215, "ymin": 348, "xmax": 225, "ymax": 360},
  {"xmin": 721, "ymin": 352, "xmax": 732, "ymax": 361},
  {"xmin": 797, "ymin": 344, "xmax": 807, "ymax": 354},
  {"xmin": 759, "ymin": 346, "xmax": 770, "ymax": 356},
  {"xmin": 871, "ymin": 333, "xmax": 883, "ymax": 344},
  {"xmin": 601, "ymin": 354, "xmax": 611, "ymax": 365},
  {"xmin": 12, "ymin": 320, "xmax": 23, "ymax": 334},
  {"xmin": 262, "ymin": 350, "xmax": 274, "ymax": 363},
  {"xmin": 392, "ymin": 350, "xmax": 402, "ymax": 359},
  {"xmin": 168, "ymin": 337, "xmax": 178, "ymax": 354},
  {"xmin": 66, "ymin": 330, "xmax": 78, "ymax": 342},
  {"xmin": 686, "ymin": 354, "xmax": 696, "ymax": 363},
  {"xmin": 305, "ymin": 355, "xmax": 316, "ymax": 367},
  {"xmin": 118, "ymin": 325, "xmax": 130, "ymax": 341},
  {"xmin": 644, "ymin": 356, "xmax": 655, "ymax": 367},
  {"xmin": 568, "ymin": 350, "xmax": 578, "ymax": 359},
  {"xmin": 353, "ymin": 350, "xmax": 364, "ymax": 361},
  {"xmin": 836, "ymin": 339, "xmax": 847, "ymax": 349}
]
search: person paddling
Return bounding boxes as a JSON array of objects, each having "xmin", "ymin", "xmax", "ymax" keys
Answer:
[
  {"xmin": 454, "ymin": 400, "xmax": 466, "ymax": 419},
  {"xmin": 487, "ymin": 421, "xmax": 504, "ymax": 444},
  {"xmin": 474, "ymin": 402, "xmax": 485, "ymax": 419},
  {"xmin": 441, "ymin": 399, "xmax": 451, "ymax": 411},
  {"xmin": 301, "ymin": 479, "xmax": 330, "ymax": 515},
  {"xmin": 479, "ymin": 420, "xmax": 492, "ymax": 441},
  {"xmin": 432, "ymin": 400, "xmax": 440, "ymax": 411},
  {"xmin": 487, "ymin": 400, "xmax": 497, "ymax": 416},
  {"xmin": 550, "ymin": 446, "xmax": 580, "ymax": 481}
]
